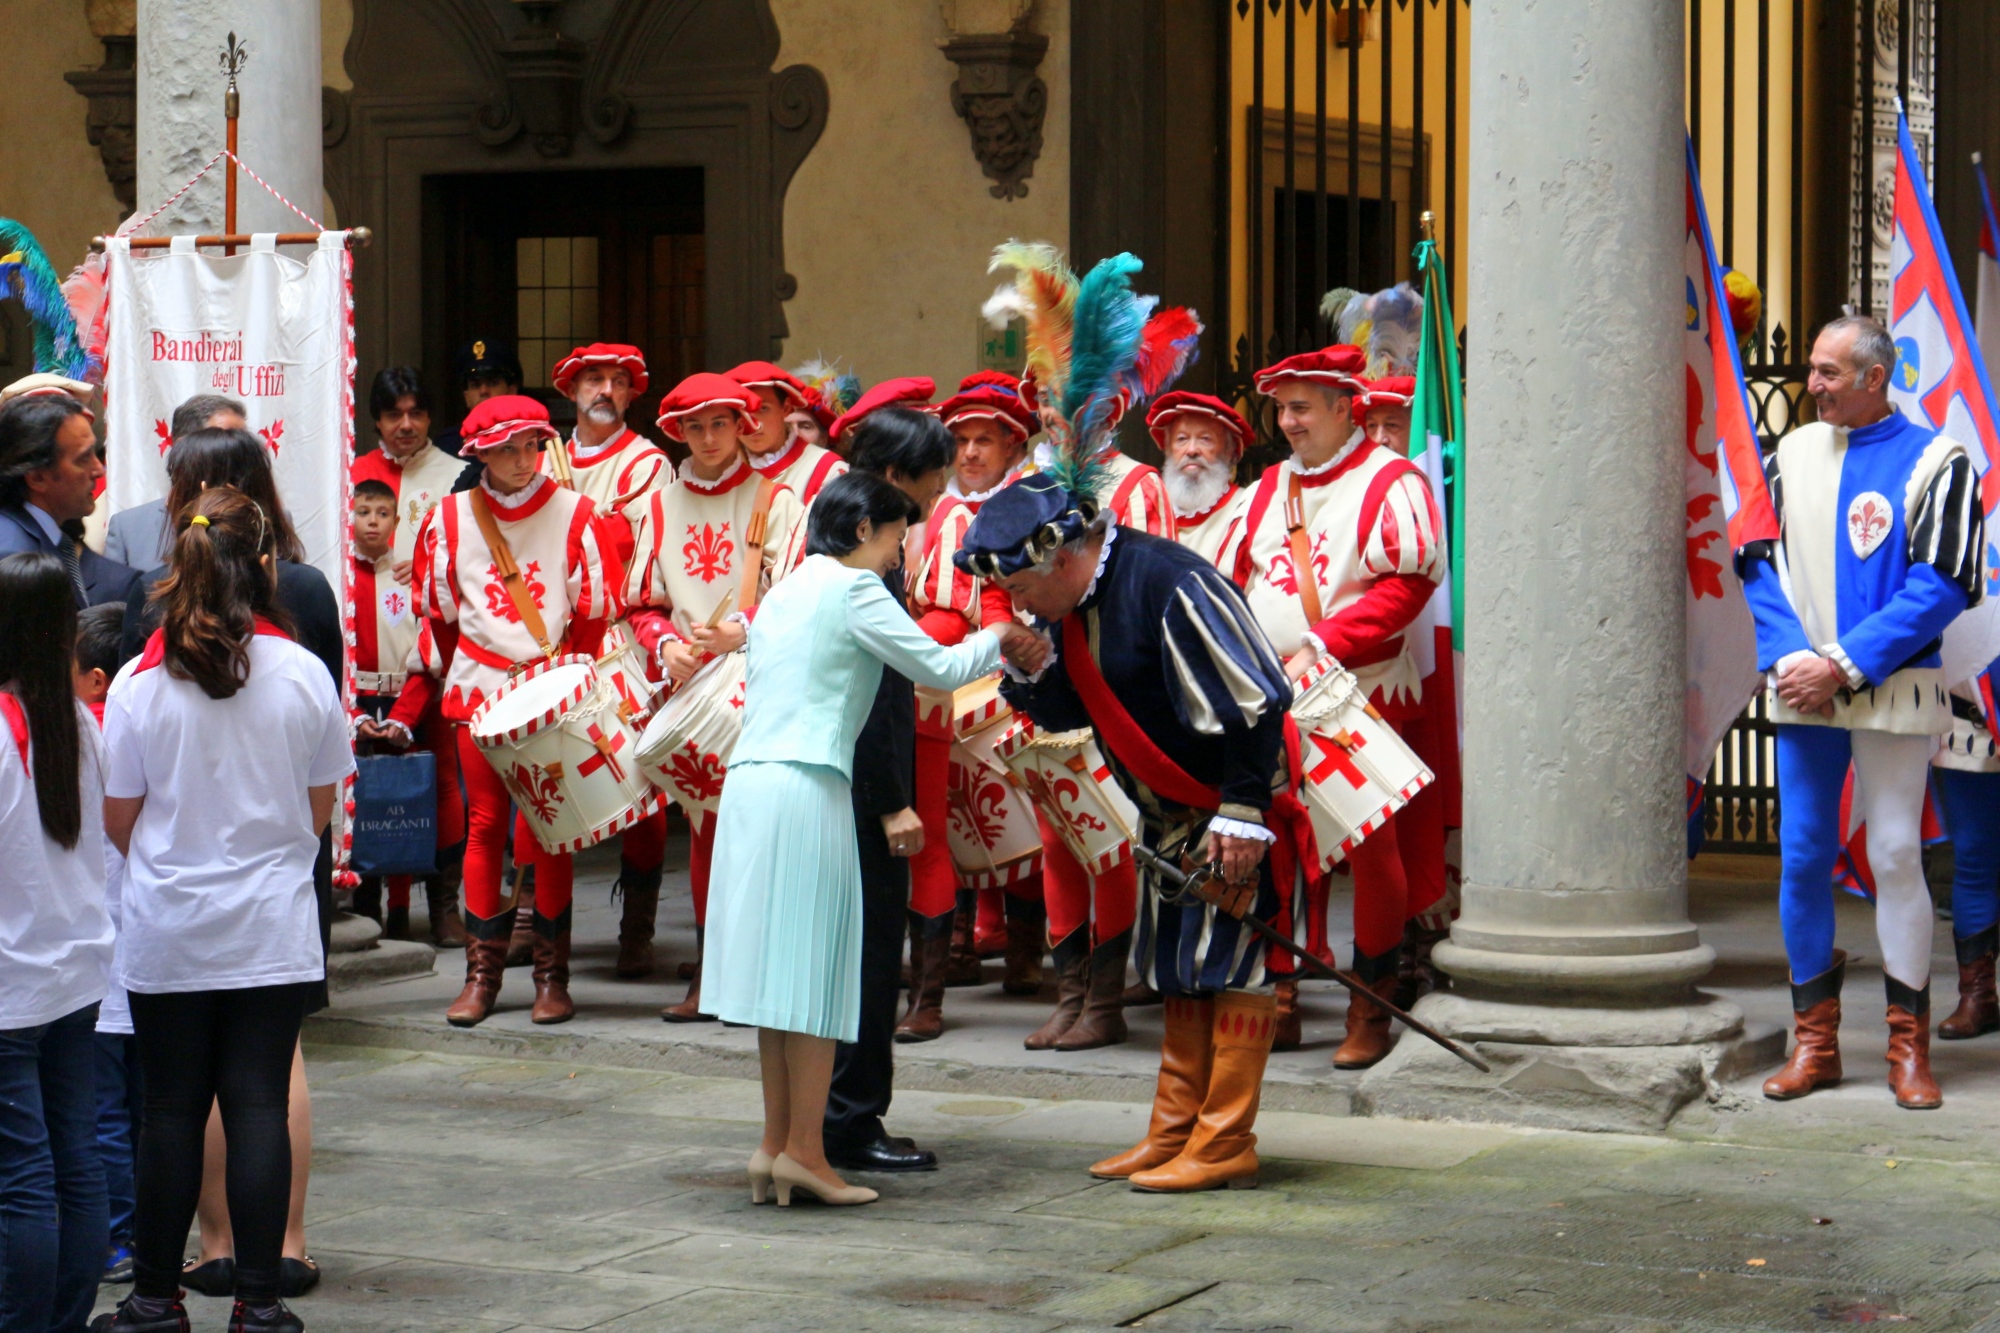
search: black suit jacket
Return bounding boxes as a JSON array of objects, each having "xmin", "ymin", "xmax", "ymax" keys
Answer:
[
  {"xmin": 850, "ymin": 554, "xmax": 915, "ymax": 820},
  {"xmin": 118, "ymin": 559, "xmax": 346, "ymax": 688},
  {"xmin": 0, "ymin": 503, "xmax": 136, "ymax": 609}
]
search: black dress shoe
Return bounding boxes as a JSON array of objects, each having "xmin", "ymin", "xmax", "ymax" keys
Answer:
[
  {"xmin": 180, "ymin": 1257, "xmax": 235, "ymax": 1297},
  {"xmin": 90, "ymin": 1293, "xmax": 190, "ymax": 1331},
  {"xmin": 278, "ymin": 1257, "xmax": 319, "ymax": 1298},
  {"xmin": 827, "ymin": 1134, "xmax": 938, "ymax": 1172},
  {"xmin": 228, "ymin": 1299, "xmax": 304, "ymax": 1333}
]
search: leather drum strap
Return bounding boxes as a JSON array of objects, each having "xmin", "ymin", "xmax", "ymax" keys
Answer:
[
  {"xmin": 1285, "ymin": 471, "xmax": 1325, "ymax": 629},
  {"xmin": 736, "ymin": 476, "xmax": 777, "ymax": 614},
  {"xmin": 469, "ymin": 489, "xmax": 556, "ymax": 659}
]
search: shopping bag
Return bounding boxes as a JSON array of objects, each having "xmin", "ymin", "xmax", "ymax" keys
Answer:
[{"xmin": 348, "ymin": 751, "xmax": 437, "ymax": 877}]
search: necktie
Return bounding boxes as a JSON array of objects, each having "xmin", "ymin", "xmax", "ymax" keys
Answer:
[{"xmin": 61, "ymin": 536, "xmax": 87, "ymax": 606}]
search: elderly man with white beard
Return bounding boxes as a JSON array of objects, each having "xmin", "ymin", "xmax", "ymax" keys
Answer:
[{"xmin": 1147, "ymin": 392, "xmax": 1254, "ymax": 569}]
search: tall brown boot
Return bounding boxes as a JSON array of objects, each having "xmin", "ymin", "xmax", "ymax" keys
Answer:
[
  {"xmin": 1886, "ymin": 975, "xmax": 1942, "ymax": 1109},
  {"xmin": 1053, "ymin": 929, "xmax": 1131, "ymax": 1050},
  {"xmin": 1938, "ymin": 925, "xmax": 1999, "ymax": 1039},
  {"xmin": 662, "ymin": 926, "xmax": 712, "ymax": 1022},
  {"xmin": 613, "ymin": 864, "xmax": 663, "ymax": 979},
  {"xmin": 1129, "ymin": 990, "xmax": 1275, "ymax": 1192},
  {"xmin": 1333, "ymin": 947, "xmax": 1400, "ymax": 1068},
  {"xmin": 424, "ymin": 845, "xmax": 467, "ymax": 949},
  {"xmin": 1762, "ymin": 950, "xmax": 1845, "ymax": 1099},
  {"xmin": 529, "ymin": 909, "xmax": 575, "ymax": 1025},
  {"xmin": 945, "ymin": 891, "xmax": 985, "ymax": 986},
  {"xmin": 1002, "ymin": 894, "xmax": 1046, "ymax": 996},
  {"xmin": 1024, "ymin": 926, "xmax": 1090, "ymax": 1050},
  {"xmin": 444, "ymin": 910, "xmax": 511, "ymax": 1026},
  {"xmin": 1090, "ymin": 995, "xmax": 1215, "ymax": 1179},
  {"xmin": 1272, "ymin": 975, "xmax": 1303, "ymax": 1052},
  {"xmin": 1394, "ymin": 918, "xmax": 1450, "ymax": 1009},
  {"xmin": 505, "ymin": 869, "xmax": 536, "ymax": 967},
  {"xmin": 895, "ymin": 912, "xmax": 952, "ymax": 1043}
]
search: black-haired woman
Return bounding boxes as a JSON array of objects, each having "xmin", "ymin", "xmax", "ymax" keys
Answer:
[
  {"xmin": 0, "ymin": 550, "xmax": 113, "ymax": 1333},
  {"xmin": 96, "ymin": 488, "xmax": 352, "ymax": 1333},
  {"xmin": 704, "ymin": 470, "xmax": 1043, "ymax": 1208}
]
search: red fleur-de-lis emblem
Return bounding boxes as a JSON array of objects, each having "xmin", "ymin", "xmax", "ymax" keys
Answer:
[
  {"xmin": 504, "ymin": 760, "xmax": 563, "ymax": 824},
  {"xmin": 1847, "ymin": 491, "xmax": 1893, "ymax": 560},
  {"xmin": 1054, "ymin": 777, "xmax": 1108, "ymax": 834},
  {"xmin": 258, "ymin": 419, "xmax": 284, "ymax": 453},
  {"xmin": 1267, "ymin": 533, "xmax": 1331, "ymax": 597},
  {"xmin": 482, "ymin": 560, "xmax": 546, "ymax": 623},
  {"xmin": 948, "ymin": 766, "xmax": 1014, "ymax": 852},
  {"xmin": 665, "ymin": 741, "xmax": 727, "ymax": 804},
  {"xmin": 381, "ymin": 590, "xmax": 408, "ymax": 619},
  {"xmin": 153, "ymin": 420, "xmax": 173, "ymax": 455},
  {"xmin": 683, "ymin": 522, "xmax": 734, "ymax": 581}
]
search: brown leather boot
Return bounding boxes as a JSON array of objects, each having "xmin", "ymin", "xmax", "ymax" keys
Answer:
[
  {"xmin": 1395, "ymin": 918, "xmax": 1451, "ymax": 1009},
  {"xmin": 1121, "ymin": 983, "xmax": 1163, "ymax": 1006},
  {"xmin": 424, "ymin": 846, "xmax": 467, "ymax": 949},
  {"xmin": 1002, "ymin": 894, "xmax": 1046, "ymax": 996},
  {"xmin": 1938, "ymin": 925, "xmax": 1999, "ymax": 1040},
  {"xmin": 505, "ymin": 870, "xmax": 536, "ymax": 967},
  {"xmin": 662, "ymin": 926, "xmax": 711, "ymax": 1022},
  {"xmin": 1025, "ymin": 927, "xmax": 1090, "ymax": 1049},
  {"xmin": 895, "ymin": 912, "xmax": 952, "ymax": 1042},
  {"xmin": 1091, "ymin": 994, "xmax": 1215, "ymax": 1178},
  {"xmin": 945, "ymin": 892, "xmax": 985, "ymax": 986},
  {"xmin": 1129, "ymin": 990, "xmax": 1274, "ymax": 1192},
  {"xmin": 1886, "ymin": 975, "xmax": 1942, "ymax": 1109},
  {"xmin": 529, "ymin": 910, "xmax": 575, "ymax": 1025},
  {"xmin": 444, "ymin": 911, "xmax": 511, "ymax": 1027},
  {"xmin": 1762, "ymin": 950, "xmax": 1845, "ymax": 1099},
  {"xmin": 1333, "ymin": 947, "xmax": 1400, "ymax": 1068},
  {"xmin": 613, "ymin": 864, "xmax": 663, "ymax": 980},
  {"xmin": 1272, "ymin": 976, "xmax": 1303, "ymax": 1052},
  {"xmin": 1054, "ymin": 929, "xmax": 1131, "ymax": 1050}
]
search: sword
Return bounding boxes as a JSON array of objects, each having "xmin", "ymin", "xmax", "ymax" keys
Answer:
[{"xmin": 1131, "ymin": 844, "xmax": 1491, "ymax": 1073}]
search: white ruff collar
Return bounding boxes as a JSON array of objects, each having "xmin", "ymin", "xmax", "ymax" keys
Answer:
[
  {"xmin": 1292, "ymin": 431, "xmax": 1365, "ymax": 477},
  {"xmin": 481, "ymin": 473, "xmax": 547, "ymax": 507},
  {"xmin": 1082, "ymin": 524, "xmax": 1118, "ymax": 602},
  {"xmin": 684, "ymin": 454, "xmax": 747, "ymax": 494}
]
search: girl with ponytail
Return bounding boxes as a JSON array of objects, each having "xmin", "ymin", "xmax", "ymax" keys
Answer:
[
  {"xmin": 0, "ymin": 549, "xmax": 115, "ymax": 1331},
  {"xmin": 97, "ymin": 486, "xmax": 353, "ymax": 1333}
]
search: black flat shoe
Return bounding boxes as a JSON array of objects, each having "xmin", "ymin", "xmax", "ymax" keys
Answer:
[
  {"xmin": 89, "ymin": 1293, "xmax": 190, "ymax": 1331},
  {"xmin": 179, "ymin": 1257, "xmax": 235, "ymax": 1297},
  {"xmin": 278, "ymin": 1257, "xmax": 319, "ymax": 1298},
  {"xmin": 827, "ymin": 1134, "xmax": 938, "ymax": 1172},
  {"xmin": 228, "ymin": 1298, "xmax": 304, "ymax": 1333}
]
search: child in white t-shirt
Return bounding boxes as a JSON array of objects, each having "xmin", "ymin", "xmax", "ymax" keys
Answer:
[{"xmin": 96, "ymin": 488, "xmax": 352, "ymax": 1333}]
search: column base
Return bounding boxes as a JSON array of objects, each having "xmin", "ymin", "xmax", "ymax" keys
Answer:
[{"xmin": 1354, "ymin": 991, "xmax": 1786, "ymax": 1132}]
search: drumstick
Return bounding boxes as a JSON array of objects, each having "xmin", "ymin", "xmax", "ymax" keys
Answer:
[{"xmin": 703, "ymin": 588, "xmax": 737, "ymax": 629}]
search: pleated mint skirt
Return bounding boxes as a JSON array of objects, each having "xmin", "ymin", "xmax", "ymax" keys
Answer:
[{"xmin": 702, "ymin": 760, "xmax": 862, "ymax": 1041}]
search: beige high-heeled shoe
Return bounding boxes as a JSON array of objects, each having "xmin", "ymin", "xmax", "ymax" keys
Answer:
[
  {"xmin": 749, "ymin": 1149, "xmax": 776, "ymax": 1204},
  {"xmin": 771, "ymin": 1152, "xmax": 879, "ymax": 1207}
]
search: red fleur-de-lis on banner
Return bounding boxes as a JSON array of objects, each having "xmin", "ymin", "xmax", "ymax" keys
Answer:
[
  {"xmin": 258, "ymin": 419, "xmax": 284, "ymax": 454},
  {"xmin": 154, "ymin": 420, "xmax": 172, "ymax": 455}
]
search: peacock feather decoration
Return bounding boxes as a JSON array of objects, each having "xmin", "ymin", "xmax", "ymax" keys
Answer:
[
  {"xmin": 1320, "ymin": 282, "xmax": 1423, "ymax": 378},
  {"xmin": 791, "ymin": 357, "xmax": 863, "ymax": 418},
  {"xmin": 0, "ymin": 220, "xmax": 101, "ymax": 382}
]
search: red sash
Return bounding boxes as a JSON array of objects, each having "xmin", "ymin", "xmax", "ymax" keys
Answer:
[
  {"xmin": 0, "ymin": 694, "xmax": 27, "ymax": 776},
  {"xmin": 1059, "ymin": 614, "xmax": 1221, "ymax": 810},
  {"xmin": 135, "ymin": 617, "xmax": 294, "ymax": 674}
]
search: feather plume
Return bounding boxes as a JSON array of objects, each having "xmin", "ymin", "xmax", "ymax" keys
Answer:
[
  {"xmin": 981, "ymin": 282, "xmax": 1029, "ymax": 330},
  {"xmin": 1049, "ymin": 252, "xmax": 1148, "ymax": 499},
  {"xmin": 1334, "ymin": 290, "xmax": 1371, "ymax": 353},
  {"xmin": 1363, "ymin": 283, "xmax": 1423, "ymax": 377},
  {"xmin": 989, "ymin": 240, "xmax": 1077, "ymax": 405},
  {"xmin": 1122, "ymin": 306, "xmax": 1203, "ymax": 405},
  {"xmin": 1319, "ymin": 286, "xmax": 1361, "ymax": 333},
  {"xmin": 61, "ymin": 252, "xmax": 108, "ymax": 384},
  {"xmin": 790, "ymin": 357, "xmax": 863, "ymax": 416},
  {"xmin": 0, "ymin": 220, "xmax": 91, "ymax": 380}
]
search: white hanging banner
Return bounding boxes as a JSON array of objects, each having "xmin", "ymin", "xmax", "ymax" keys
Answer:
[{"xmin": 103, "ymin": 232, "xmax": 355, "ymax": 595}]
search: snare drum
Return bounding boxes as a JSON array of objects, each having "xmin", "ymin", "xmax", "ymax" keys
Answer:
[
  {"xmin": 944, "ymin": 677, "xmax": 1042, "ymax": 889},
  {"xmin": 595, "ymin": 622, "xmax": 663, "ymax": 726},
  {"xmin": 635, "ymin": 651, "xmax": 747, "ymax": 817},
  {"xmin": 1290, "ymin": 656, "xmax": 1432, "ymax": 869},
  {"xmin": 995, "ymin": 719, "xmax": 1137, "ymax": 875},
  {"xmin": 470, "ymin": 655, "xmax": 664, "ymax": 855}
]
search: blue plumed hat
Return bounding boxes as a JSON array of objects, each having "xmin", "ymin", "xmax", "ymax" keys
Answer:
[{"xmin": 955, "ymin": 473, "xmax": 1100, "ymax": 579}]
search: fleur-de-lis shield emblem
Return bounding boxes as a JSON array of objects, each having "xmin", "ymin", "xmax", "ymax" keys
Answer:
[{"xmin": 1847, "ymin": 491, "xmax": 1893, "ymax": 560}]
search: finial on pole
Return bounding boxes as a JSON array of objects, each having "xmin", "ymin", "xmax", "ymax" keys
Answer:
[
  {"xmin": 219, "ymin": 33, "xmax": 249, "ymax": 253},
  {"xmin": 1420, "ymin": 210, "xmax": 1437, "ymax": 243}
]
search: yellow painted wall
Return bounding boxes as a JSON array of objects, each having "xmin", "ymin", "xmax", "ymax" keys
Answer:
[
  {"xmin": 770, "ymin": 0, "xmax": 1069, "ymax": 393},
  {"xmin": 0, "ymin": 5, "xmax": 126, "ymax": 272}
]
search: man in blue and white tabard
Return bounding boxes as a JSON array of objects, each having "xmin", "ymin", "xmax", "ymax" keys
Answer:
[
  {"xmin": 1741, "ymin": 314, "xmax": 1984, "ymax": 1110},
  {"xmin": 958, "ymin": 472, "xmax": 1294, "ymax": 1193}
]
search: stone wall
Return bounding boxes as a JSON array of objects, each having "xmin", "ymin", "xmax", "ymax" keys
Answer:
[{"xmin": 0, "ymin": 7, "xmax": 124, "ymax": 272}]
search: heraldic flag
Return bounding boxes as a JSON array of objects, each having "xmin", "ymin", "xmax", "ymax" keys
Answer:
[
  {"xmin": 1682, "ymin": 140, "xmax": 1765, "ymax": 856},
  {"xmin": 1975, "ymin": 153, "xmax": 2000, "ymax": 375}
]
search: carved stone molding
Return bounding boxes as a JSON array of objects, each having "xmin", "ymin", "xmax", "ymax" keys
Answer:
[
  {"xmin": 941, "ymin": 29, "xmax": 1048, "ymax": 200},
  {"xmin": 478, "ymin": 0, "xmax": 590, "ymax": 157},
  {"xmin": 64, "ymin": 36, "xmax": 137, "ymax": 212}
]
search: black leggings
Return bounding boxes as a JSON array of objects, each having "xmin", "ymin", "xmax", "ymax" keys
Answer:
[{"xmin": 127, "ymin": 983, "xmax": 312, "ymax": 1303}]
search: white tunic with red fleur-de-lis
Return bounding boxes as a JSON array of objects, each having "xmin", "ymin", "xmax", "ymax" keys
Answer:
[
  {"xmin": 624, "ymin": 455, "xmax": 804, "ymax": 660},
  {"xmin": 351, "ymin": 552, "xmax": 420, "ymax": 695},
  {"xmin": 1232, "ymin": 439, "xmax": 1443, "ymax": 715},
  {"xmin": 411, "ymin": 475, "xmax": 618, "ymax": 721}
]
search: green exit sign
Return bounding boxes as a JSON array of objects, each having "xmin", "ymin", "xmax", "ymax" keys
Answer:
[{"xmin": 980, "ymin": 319, "xmax": 1026, "ymax": 374}]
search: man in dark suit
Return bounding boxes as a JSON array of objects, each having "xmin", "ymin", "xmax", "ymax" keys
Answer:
[{"xmin": 0, "ymin": 391, "xmax": 134, "ymax": 607}]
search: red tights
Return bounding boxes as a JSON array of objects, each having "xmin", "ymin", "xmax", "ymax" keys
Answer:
[
  {"xmin": 1348, "ymin": 814, "xmax": 1408, "ymax": 959},
  {"xmin": 1038, "ymin": 813, "xmax": 1136, "ymax": 946},
  {"xmin": 621, "ymin": 807, "xmax": 667, "ymax": 872},
  {"xmin": 455, "ymin": 725, "xmax": 573, "ymax": 921},
  {"xmin": 910, "ymin": 734, "xmax": 958, "ymax": 919},
  {"xmin": 687, "ymin": 809, "xmax": 713, "ymax": 927}
]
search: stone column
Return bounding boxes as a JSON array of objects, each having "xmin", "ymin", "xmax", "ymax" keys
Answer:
[
  {"xmin": 135, "ymin": 0, "xmax": 320, "ymax": 236},
  {"xmin": 1355, "ymin": 0, "xmax": 1776, "ymax": 1132}
]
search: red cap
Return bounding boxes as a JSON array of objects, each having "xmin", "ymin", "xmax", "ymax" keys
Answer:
[
  {"xmin": 1252, "ymin": 345, "xmax": 1367, "ymax": 397},
  {"xmin": 1357, "ymin": 375, "xmax": 1416, "ymax": 420},
  {"xmin": 936, "ymin": 384, "xmax": 1035, "ymax": 444},
  {"xmin": 1145, "ymin": 391, "xmax": 1253, "ymax": 455},
  {"xmin": 829, "ymin": 376, "xmax": 936, "ymax": 443},
  {"xmin": 728, "ymin": 360, "xmax": 812, "ymax": 408},
  {"xmin": 957, "ymin": 369, "xmax": 1022, "ymax": 395},
  {"xmin": 656, "ymin": 373, "xmax": 762, "ymax": 442},
  {"xmin": 551, "ymin": 343, "xmax": 649, "ymax": 397},
  {"xmin": 458, "ymin": 395, "xmax": 559, "ymax": 457}
]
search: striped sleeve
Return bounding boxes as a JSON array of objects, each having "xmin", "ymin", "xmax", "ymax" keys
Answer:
[
  {"xmin": 1359, "ymin": 469, "xmax": 1445, "ymax": 581},
  {"xmin": 1909, "ymin": 452, "xmax": 1984, "ymax": 604},
  {"xmin": 913, "ymin": 501, "xmax": 980, "ymax": 618},
  {"xmin": 623, "ymin": 490, "xmax": 670, "ymax": 614},
  {"xmin": 1160, "ymin": 564, "xmax": 1292, "ymax": 737},
  {"xmin": 411, "ymin": 501, "xmax": 458, "ymax": 623},
  {"xmin": 564, "ymin": 496, "xmax": 617, "ymax": 622}
]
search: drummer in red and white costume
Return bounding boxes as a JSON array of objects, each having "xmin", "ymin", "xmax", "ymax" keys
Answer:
[
  {"xmin": 625, "ymin": 373, "xmax": 804, "ymax": 1021},
  {"xmin": 412, "ymin": 395, "xmax": 619, "ymax": 1029},
  {"xmin": 1236, "ymin": 346, "xmax": 1444, "ymax": 1068},
  {"xmin": 729, "ymin": 360, "xmax": 849, "ymax": 506},
  {"xmin": 895, "ymin": 375, "xmax": 1043, "ymax": 1038},
  {"xmin": 1149, "ymin": 391, "xmax": 1252, "ymax": 568},
  {"xmin": 547, "ymin": 342, "xmax": 675, "ymax": 979}
]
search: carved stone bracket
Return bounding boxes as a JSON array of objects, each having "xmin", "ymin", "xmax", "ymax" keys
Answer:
[
  {"xmin": 941, "ymin": 30, "xmax": 1049, "ymax": 201},
  {"xmin": 64, "ymin": 36, "xmax": 137, "ymax": 212},
  {"xmin": 477, "ymin": 0, "xmax": 589, "ymax": 157}
]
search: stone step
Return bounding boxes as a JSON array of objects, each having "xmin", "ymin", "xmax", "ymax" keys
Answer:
[{"xmin": 328, "ymin": 939, "xmax": 436, "ymax": 992}]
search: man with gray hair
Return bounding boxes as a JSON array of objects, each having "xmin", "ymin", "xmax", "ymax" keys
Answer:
[
  {"xmin": 102, "ymin": 393, "xmax": 245, "ymax": 566},
  {"xmin": 1744, "ymin": 313, "xmax": 1984, "ymax": 1110}
]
